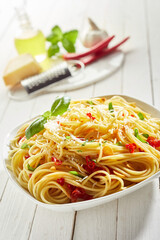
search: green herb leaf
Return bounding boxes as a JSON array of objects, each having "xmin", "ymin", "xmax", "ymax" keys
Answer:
[
  {"xmin": 46, "ymin": 26, "xmax": 62, "ymax": 44},
  {"xmin": 109, "ymin": 102, "xmax": 114, "ymax": 113},
  {"xmin": 116, "ymin": 141, "xmax": 123, "ymax": 146},
  {"xmin": 48, "ymin": 44, "xmax": 60, "ymax": 57},
  {"xmin": 142, "ymin": 133, "xmax": 149, "ymax": 138},
  {"xmin": 87, "ymin": 100, "xmax": 94, "ymax": 105},
  {"xmin": 69, "ymin": 171, "xmax": 83, "ymax": 178},
  {"xmin": 63, "ymin": 30, "xmax": 78, "ymax": 44},
  {"xmin": 25, "ymin": 116, "xmax": 47, "ymax": 140},
  {"xmin": 46, "ymin": 33, "xmax": 60, "ymax": 44},
  {"xmin": 62, "ymin": 38, "xmax": 75, "ymax": 53},
  {"xmin": 51, "ymin": 96, "xmax": 71, "ymax": 116},
  {"xmin": 138, "ymin": 112, "xmax": 144, "ymax": 120},
  {"xmin": 77, "ymin": 150, "xmax": 82, "ymax": 152},
  {"xmin": 21, "ymin": 143, "xmax": 30, "ymax": 149},
  {"xmin": 134, "ymin": 128, "xmax": 147, "ymax": 143},
  {"xmin": 99, "ymin": 143, "xmax": 101, "ymax": 146},
  {"xmin": 92, "ymin": 159, "xmax": 97, "ymax": 163},
  {"xmin": 66, "ymin": 136, "xmax": 70, "ymax": 140},
  {"xmin": 51, "ymin": 25, "xmax": 63, "ymax": 39},
  {"xmin": 27, "ymin": 164, "xmax": 36, "ymax": 171},
  {"xmin": 43, "ymin": 111, "xmax": 51, "ymax": 118}
]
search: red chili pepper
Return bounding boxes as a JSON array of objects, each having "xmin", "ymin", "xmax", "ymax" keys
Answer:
[
  {"xmin": 25, "ymin": 154, "xmax": 30, "ymax": 159},
  {"xmin": 86, "ymin": 113, "xmax": 96, "ymax": 120},
  {"xmin": 125, "ymin": 143, "xmax": 136, "ymax": 153},
  {"xmin": 51, "ymin": 156, "xmax": 62, "ymax": 165},
  {"xmin": 122, "ymin": 113, "xmax": 124, "ymax": 117},
  {"xmin": 67, "ymin": 184, "xmax": 76, "ymax": 192},
  {"xmin": 63, "ymin": 36, "xmax": 115, "ymax": 60},
  {"xmin": 81, "ymin": 37, "xmax": 130, "ymax": 66},
  {"xmin": 57, "ymin": 178, "xmax": 65, "ymax": 186},
  {"xmin": 57, "ymin": 121, "xmax": 60, "ymax": 124},
  {"xmin": 70, "ymin": 187, "xmax": 92, "ymax": 202},
  {"xmin": 131, "ymin": 114, "xmax": 134, "ymax": 117},
  {"xmin": 147, "ymin": 136, "xmax": 160, "ymax": 148},
  {"xmin": 29, "ymin": 174, "xmax": 32, "ymax": 178},
  {"xmin": 139, "ymin": 148, "xmax": 144, "ymax": 152},
  {"xmin": 19, "ymin": 136, "xmax": 23, "ymax": 141}
]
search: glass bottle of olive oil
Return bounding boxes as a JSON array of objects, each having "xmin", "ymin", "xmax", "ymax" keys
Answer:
[{"xmin": 14, "ymin": 7, "xmax": 46, "ymax": 62}]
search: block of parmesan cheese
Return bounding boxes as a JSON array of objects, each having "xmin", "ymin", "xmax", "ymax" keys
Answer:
[{"xmin": 3, "ymin": 54, "xmax": 41, "ymax": 86}]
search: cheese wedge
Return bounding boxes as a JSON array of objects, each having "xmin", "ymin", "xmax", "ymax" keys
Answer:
[{"xmin": 3, "ymin": 54, "xmax": 41, "ymax": 86}]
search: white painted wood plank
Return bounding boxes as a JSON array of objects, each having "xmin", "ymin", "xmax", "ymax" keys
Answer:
[
  {"xmin": 117, "ymin": 180, "xmax": 160, "ymax": 240},
  {"xmin": 94, "ymin": 0, "xmax": 124, "ymax": 97},
  {"xmin": 122, "ymin": 0, "xmax": 152, "ymax": 104},
  {"xmin": 29, "ymin": 207, "xmax": 75, "ymax": 240},
  {"xmin": 0, "ymin": 171, "xmax": 8, "ymax": 200},
  {"xmin": 146, "ymin": 0, "xmax": 160, "ymax": 109},
  {"xmin": 73, "ymin": 200, "xmax": 118, "ymax": 240},
  {"xmin": 0, "ymin": 180, "xmax": 36, "ymax": 240}
]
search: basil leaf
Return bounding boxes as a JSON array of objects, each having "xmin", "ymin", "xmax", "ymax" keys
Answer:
[
  {"xmin": 142, "ymin": 133, "xmax": 149, "ymax": 138},
  {"xmin": 43, "ymin": 111, "xmax": 51, "ymax": 118},
  {"xmin": 63, "ymin": 30, "xmax": 78, "ymax": 44},
  {"xmin": 69, "ymin": 171, "xmax": 83, "ymax": 178},
  {"xmin": 51, "ymin": 25, "xmax": 63, "ymax": 39},
  {"xmin": 21, "ymin": 143, "xmax": 30, "ymax": 149},
  {"xmin": 25, "ymin": 116, "xmax": 47, "ymax": 140},
  {"xmin": 134, "ymin": 128, "xmax": 147, "ymax": 143},
  {"xmin": 48, "ymin": 44, "xmax": 60, "ymax": 57},
  {"xmin": 51, "ymin": 96, "xmax": 71, "ymax": 116},
  {"xmin": 46, "ymin": 33, "xmax": 60, "ymax": 44},
  {"xmin": 62, "ymin": 38, "xmax": 75, "ymax": 53},
  {"xmin": 109, "ymin": 102, "xmax": 114, "ymax": 112},
  {"xmin": 138, "ymin": 112, "xmax": 144, "ymax": 120},
  {"xmin": 27, "ymin": 164, "xmax": 36, "ymax": 171}
]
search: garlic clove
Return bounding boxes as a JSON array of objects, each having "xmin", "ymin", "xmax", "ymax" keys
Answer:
[
  {"xmin": 82, "ymin": 30, "xmax": 108, "ymax": 48},
  {"xmin": 80, "ymin": 17, "xmax": 108, "ymax": 48}
]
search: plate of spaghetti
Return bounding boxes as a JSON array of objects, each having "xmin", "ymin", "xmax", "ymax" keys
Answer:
[{"xmin": 3, "ymin": 95, "xmax": 160, "ymax": 211}]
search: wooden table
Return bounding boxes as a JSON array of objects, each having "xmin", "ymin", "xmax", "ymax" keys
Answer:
[{"xmin": 0, "ymin": 0, "xmax": 160, "ymax": 239}]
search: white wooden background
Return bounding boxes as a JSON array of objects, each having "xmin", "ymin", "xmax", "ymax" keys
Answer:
[{"xmin": 0, "ymin": 0, "xmax": 160, "ymax": 239}]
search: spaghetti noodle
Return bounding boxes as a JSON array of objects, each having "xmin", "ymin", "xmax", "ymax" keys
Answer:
[{"xmin": 8, "ymin": 96, "xmax": 160, "ymax": 204}]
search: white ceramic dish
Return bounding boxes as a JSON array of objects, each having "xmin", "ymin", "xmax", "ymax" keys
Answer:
[{"xmin": 3, "ymin": 95, "xmax": 160, "ymax": 212}]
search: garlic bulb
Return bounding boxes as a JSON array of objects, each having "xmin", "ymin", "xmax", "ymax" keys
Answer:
[{"xmin": 81, "ymin": 18, "xmax": 108, "ymax": 48}]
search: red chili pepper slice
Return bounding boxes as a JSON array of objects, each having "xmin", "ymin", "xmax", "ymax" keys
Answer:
[
  {"xmin": 70, "ymin": 187, "xmax": 93, "ymax": 202},
  {"xmin": 29, "ymin": 174, "xmax": 32, "ymax": 178},
  {"xmin": 125, "ymin": 143, "xmax": 136, "ymax": 153},
  {"xmin": 86, "ymin": 112, "xmax": 96, "ymax": 120},
  {"xmin": 51, "ymin": 156, "xmax": 62, "ymax": 165},
  {"xmin": 57, "ymin": 178, "xmax": 65, "ymax": 186},
  {"xmin": 147, "ymin": 136, "xmax": 160, "ymax": 148},
  {"xmin": 131, "ymin": 114, "xmax": 134, "ymax": 117},
  {"xmin": 25, "ymin": 154, "xmax": 30, "ymax": 159}
]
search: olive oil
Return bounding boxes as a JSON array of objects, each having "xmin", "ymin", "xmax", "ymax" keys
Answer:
[
  {"xmin": 15, "ymin": 30, "xmax": 46, "ymax": 57},
  {"xmin": 14, "ymin": 6, "xmax": 46, "ymax": 63}
]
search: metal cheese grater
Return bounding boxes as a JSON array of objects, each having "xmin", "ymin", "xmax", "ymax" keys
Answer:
[
  {"xmin": 21, "ymin": 61, "xmax": 75, "ymax": 94},
  {"xmin": 9, "ymin": 60, "xmax": 84, "ymax": 101}
]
